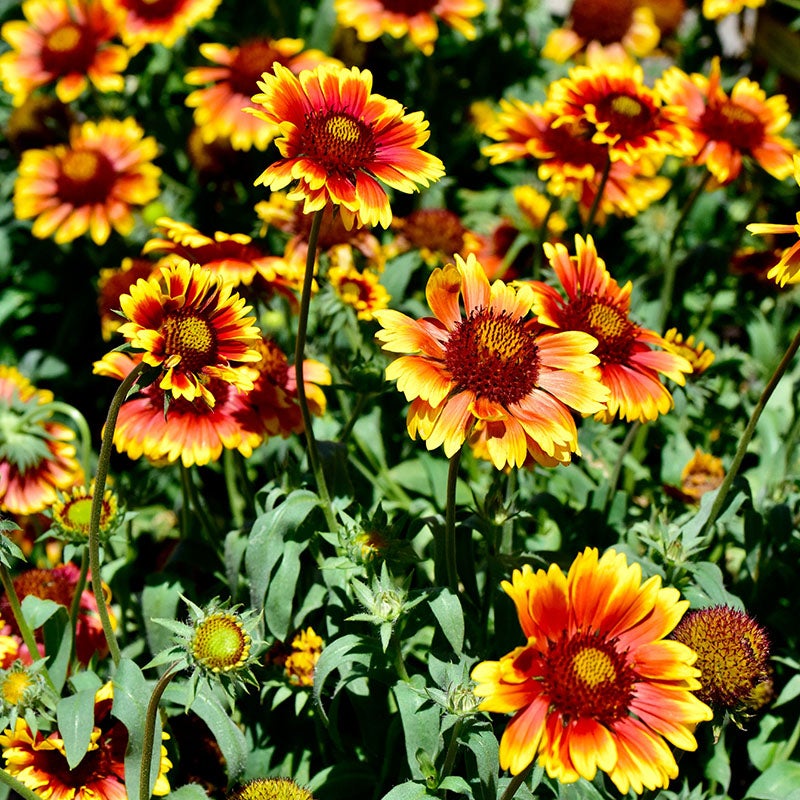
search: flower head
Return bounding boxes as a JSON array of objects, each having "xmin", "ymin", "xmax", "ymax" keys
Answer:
[
  {"xmin": 0, "ymin": 661, "xmax": 46, "ymax": 717},
  {"xmin": 542, "ymin": 0, "xmax": 660, "ymax": 63},
  {"xmin": 662, "ymin": 328, "xmax": 715, "ymax": 376},
  {"xmin": 471, "ymin": 547, "xmax": 712, "ymax": 793},
  {"xmin": 374, "ymin": 253, "xmax": 608, "ymax": 469},
  {"xmin": 114, "ymin": 261, "xmax": 262, "ymax": 408},
  {"xmin": 0, "ymin": 682, "xmax": 172, "ymax": 799},
  {"xmin": 702, "ymin": 0, "xmax": 764, "ymax": 20},
  {"xmin": 92, "ymin": 351, "xmax": 263, "ymax": 467},
  {"xmin": 97, "ymin": 258, "xmax": 159, "ymax": 341},
  {"xmin": 228, "ymin": 778, "xmax": 315, "ymax": 800},
  {"xmin": 657, "ymin": 58, "xmax": 796, "ymax": 185},
  {"xmin": 671, "ymin": 605, "xmax": 772, "ymax": 715},
  {"xmin": 185, "ymin": 38, "xmax": 338, "ymax": 151},
  {"xmin": 532, "ymin": 235, "xmax": 693, "ymax": 422},
  {"xmin": 389, "ymin": 208, "xmax": 483, "ymax": 266},
  {"xmin": 333, "ymin": 0, "xmax": 485, "ymax": 56},
  {"xmin": 284, "ymin": 627, "xmax": 324, "ymax": 688},
  {"xmin": 13, "ymin": 117, "xmax": 161, "ymax": 246},
  {"xmin": 665, "ymin": 449, "xmax": 724, "ymax": 504},
  {"xmin": 0, "ymin": 366, "xmax": 83, "ymax": 516},
  {"xmin": 248, "ymin": 63, "xmax": 445, "ymax": 229},
  {"xmin": 49, "ymin": 484, "xmax": 121, "ymax": 543},
  {"xmin": 328, "ymin": 263, "xmax": 390, "ymax": 320},
  {"xmin": 105, "ymin": 0, "xmax": 221, "ymax": 49},
  {"xmin": 0, "ymin": 0, "xmax": 128, "ymax": 106}
]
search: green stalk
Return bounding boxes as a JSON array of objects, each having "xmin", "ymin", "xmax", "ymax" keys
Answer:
[
  {"xmin": 438, "ymin": 717, "xmax": 465, "ymax": 790},
  {"xmin": 89, "ymin": 360, "xmax": 146, "ymax": 666},
  {"xmin": 68, "ymin": 546, "xmax": 90, "ymax": 665},
  {"xmin": 223, "ymin": 449, "xmax": 246, "ymax": 529},
  {"xmin": 442, "ymin": 449, "xmax": 462, "ymax": 593},
  {"xmin": 139, "ymin": 664, "xmax": 180, "ymax": 800},
  {"xmin": 702, "ymin": 324, "xmax": 800, "ymax": 536},
  {"xmin": 0, "ymin": 564, "xmax": 54, "ymax": 692},
  {"xmin": 604, "ymin": 420, "xmax": 642, "ymax": 512},
  {"xmin": 499, "ymin": 766, "xmax": 532, "ymax": 800},
  {"xmin": 0, "ymin": 767, "xmax": 50, "ymax": 800},
  {"xmin": 295, "ymin": 208, "xmax": 338, "ymax": 533},
  {"xmin": 581, "ymin": 153, "xmax": 611, "ymax": 238}
]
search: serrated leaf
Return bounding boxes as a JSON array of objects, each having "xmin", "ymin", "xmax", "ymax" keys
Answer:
[{"xmin": 57, "ymin": 689, "xmax": 98, "ymax": 769}]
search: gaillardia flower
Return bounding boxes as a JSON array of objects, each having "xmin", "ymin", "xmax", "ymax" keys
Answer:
[
  {"xmin": 228, "ymin": 778, "xmax": 315, "ymax": 800},
  {"xmin": 702, "ymin": 0, "xmax": 764, "ymax": 20},
  {"xmin": 333, "ymin": 0, "xmax": 485, "ymax": 56},
  {"xmin": 114, "ymin": 261, "xmax": 262, "ymax": 408},
  {"xmin": 185, "ymin": 37, "xmax": 337, "ymax": 152},
  {"xmin": 532, "ymin": 236, "xmax": 692, "ymax": 422},
  {"xmin": 93, "ymin": 351, "xmax": 262, "ymax": 466},
  {"xmin": 0, "ymin": 682, "xmax": 172, "ymax": 799},
  {"xmin": 671, "ymin": 605, "xmax": 773, "ymax": 714},
  {"xmin": 0, "ymin": 0, "xmax": 129, "ymax": 106},
  {"xmin": 662, "ymin": 328, "xmax": 715, "ymax": 376},
  {"xmin": 374, "ymin": 254, "xmax": 608, "ymax": 469},
  {"xmin": 0, "ymin": 365, "xmax": 83, "ymax": 516},
  {"xmin": 284, "ymin": 627, "xmax": 324, "ymax": 688},
  {"xmin": 657, "ymin": 58, "xmax": 796, "ymax": 185},
  {"xmin": 542, "ymin": 0, "xmax": 660, "ymax": 63},
  {"xmin": 248, "ymin": 62, "xmax": 445, "ymax": 229},
  {"xmin": 471, "ymin": 547, "xmax": 712, "ymax": 793},
  {"xmin": 747, "ymin": 155, "xmax": 800, "ymax": 286},
  {"xmin": 105, "ymin": 0, "xmax": 221, "ymax": 50},
  {"xmin": 50, "ymin": 484, "xmax": 120, "ymax": 542},
  {"xmin": 665, "ymin": 449, "xmax": 724, "ymax": 504},
  {"xmin": 328, "ymin": 262, "xmax": 390, "ymax": 321},
  {"xmin": 13, "ymin": 117, "xmax": 161, "ymax": 245}
]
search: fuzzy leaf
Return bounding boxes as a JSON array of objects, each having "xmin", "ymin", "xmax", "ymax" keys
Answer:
[
  {"xmin": 190, "ymin": 683, "xmax": 247, "ymax": 783},
  {"xmin": 57, "ymin": 689, "xmax": 98, "ymax": 769},
  {"xmin": 427, "ymin": 588, "xmax": 464, "ymax": 655}
]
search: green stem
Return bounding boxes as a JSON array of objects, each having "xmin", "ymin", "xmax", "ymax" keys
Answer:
[
  {"xmin": 295, "ymin": 208, "xmax": 338, "ymax": 533},
  {"xmin": 581, "ymin": 153, "xmax": 612, "ymax": 238},
  {"xmin": 223, "ymin": 449, "xmax": 245, "ymax": 530},
  {"xmin": 338, "ymin": 391, "xmax": 368, "ymax": 445},
  {"xmin": 90, "ymin": 360, "xmax": 146, "ymax": 666},
  {"xmin": 68, "ymin": 547, "xmax": 90, "ymax": 665},
  {"xmin": 605, "ymin": 420, "xmax": 642, "ymax": 511},
  {"xmin": 139, "ymin": 664, "xmax": 180, "ymax": 800},
  {"xmin": 702, "ymin": 324, "xmax": 800, "ymax": 536},
  {"xmin": 390, "ymin": 630, "xmax": 410, "ymax": 682},
  {"xmin": 499, "ymin": 766, "xmax": 532, "ymax": 800},
  {"xmin": 438, "ymin": 717, "xmax": 464, "ymax": 789},
  {"xmin": 442, "ymin": 450, "xmax": 462, "ymax": 593},
  {"xmin": 0, "ymin": 767, "xmax": 50, "ymax": 800},
  {"xmin": 0, "ymin": 564, "xmax": 54, "ymax": 691}
]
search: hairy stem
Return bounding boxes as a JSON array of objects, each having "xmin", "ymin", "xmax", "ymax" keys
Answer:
[{"xmin": 139, "ymin": 664, "xmax": 180, "ymax": 800}]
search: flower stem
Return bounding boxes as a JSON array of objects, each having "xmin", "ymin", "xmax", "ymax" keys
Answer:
[
  {"xmin": 438, "ymin": 717, "xmax": 464, "ymax": 789},
  {"xmin": 68, "ymin": 547, "xmax": 90, "ymax": 665},
  {"xmin": 223, "ymin": 449, "xmax": 246, "ymax": 529},
  {"xmin": 442, "ymin": 450, "xmax": 462, "ymax": 593},
  {"xmin": 139, "ymin": 664, "xmax": 180, "ymax": 800},
  {"xmin": 581, "ymin": 153, "xmax": 611, "ymax": 238},
  {"xmin": 702, "ymin": 323, "xmax": 800, "ymax": 536},
  {"xmin": 605, "ymin": 420, "xmax": 642, "ymax": 512},
  {"xmin": 390, "ymin": 629, "xmax": 410, "ymax": 682},
  {"xmin": 0, "ymin": 564, "xmax": 54, "ymax": 691},
  {"xmin": 0, "ymin": 767, "xmax": 49, "ymax": 800},
  {"xmin": 499, "ymin": 766, "xmax": 532, "ymax": 800},
  {"xmin": 90, "ymin": 360, "xmax": 146, "ymax": 666},
  {"xmin": 295, "ymin": 208, "xmax": 338, "ymax": 533}
]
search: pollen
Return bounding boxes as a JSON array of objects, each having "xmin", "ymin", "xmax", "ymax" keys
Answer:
[
  {"xmin": 301, "ymin": 110, "xmax": 375, "ymax": 171},
  {"xmin": 542, "ymin": 630, "xmax": 636, "ymax": 724},
  {"xmin": 191, "ymin": 612, "xmax": 251, "ymax": 673},
  {"xmin": 162, "ymin": 313, "xmax": 216, "ymax": 370},
  {"xmin": 445, "ymin": 309, "xmax": 540, "ymax": 406},
  {"xmin": 565, "ymin": 296, "xmax": 636, "ymax": 364},
  {"xmin": 228, "ymin": 778, "xmax": 315, "ymax": 800}
]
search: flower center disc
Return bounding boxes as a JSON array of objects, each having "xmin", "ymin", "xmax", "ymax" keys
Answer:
[
  {"xmin": 1, "ymin": 672, "xmax": 32, "ymax": 705},
  {"xmin": 124, "ymin": 0, "xmax": 181, "ymax": 21},
  {"xmin": 543, "ymin": 631, "xmax": 635, "ymax": 724},
  {"xmin": 377, "ymin": 0, "xmax": 438, "ymax": 12},
  {"xmin": 571, "ymin": 0, "xmax": 634, "ymax": 44},
  {"xmin": 57, "ymin": 150, "xmax": 117, "ymax": 205},
  {"xmin": 599, "ymin": 92, "xmax": 654, "ymax": 139},
  {"xmin": 566, "ymin": 296, "xmax": 635, "ymax": 364},
  {"xmin": 231, "ymin": 40, "xmax": 280, "ymax": 96},
  {"xmin": 193, "ymin": 614, "xmax": 250, "ymax": 671},
  {"xmin": 445, "ymin": 309, "xmax": 539, "ymax": 406},
  {"xmin": 301, "ymin": 111, "xmax": 375, "ymax": 172},
  {"xmin": 701, "ymin": 101, "xmax": 764, "ymax": 150},
  {"xmin": 41, "ymin": 22, "xmax": 97, "ymax": 75},
  {"xmin": 162, "ymin": 312, "xmax": 216, "ymax": 372}
]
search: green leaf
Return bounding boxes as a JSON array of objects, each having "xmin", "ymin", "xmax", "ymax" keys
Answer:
[
  {"xmin": 379, "ymin": 781, "xmax": 433, "ymax": 800},
  {"xmin": 112, "ymin": 659, "xmax": 163, "ymax": 800},
  {"xmin": 745, "ymin": 761, "xmax": 800, "ymax": 800},
  {"xmin": 438, "ymin": 776, "xmax": 472, "ymax": 793},
  {"xmin": 21, "ymin": 596, "xmax": 62, "ymax": 629},
  {"xmin": 393, "ymin": 678, "xmax": 441, "ymax": 780},
  {"xmin": 462, "ymin": 725, "xmax": 499, "ymax": 800},
  {"xmin": 313, "ymin": 633, "xmax": 374, "ymax": 722},
  {"xmin": 142, "ymin": 579, "xmax": 184, "ymax": 661},
  {"xmin": 57, "ymin": 689, "xmax": 98, "ymax": 769},
  {"xmin": 41, "ymin": 605, "xmax": 71, "ymax": 693},
  {"xmin": 190, "ymin": 683, "xmax": 247, "ymax": 783},
  {"xmin": 165, "ymin": 785, "xmax": 210, "ymax": 799},
  {"xmin": 427, "ymin": 588, "xmax": 464, "ymax": 655}
]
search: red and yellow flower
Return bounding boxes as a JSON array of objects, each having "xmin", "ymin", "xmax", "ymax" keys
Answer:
[
  {"xmin": 0, "ymin": 0, "xmax": 129, "ymax": 106},
  {"xmin": 248, "ymin": 63, "xmax": 445, "ymax": 230},
  {"xmin": 0, "ymin": 366, "xmax": 83, "ymax": 516},
  {"xmin": 93, "ymin": 351, "xmax": 263, "ymax": 467},
  {"xmin": 114, "ymin": 261, "xmax": 262, "ymax": 408},
  {"xmin": 389, "ymin": 208, "xmax": 483, "ymax": 267},
  {"xmin": 545, "ymin": 59, "xmax": 694, "ymax": 165},
  {"xmin": 657, "ymin": 57, "xmax": 796, "ymax": 185},
  {"xmin": 13, "ymin": 117, "xmax": 161, "ymax": 246},
  {"xmin": 532, "ymin": 235, "xmax": 692, "ymax": 422},
  {"xmin": 333, "ymin": 0, "xmax": 485, "ymax": 56},
  {"xmin": 746, "ymin": 156, "xmax": 800, "ymax": 286},
  {"xmin": 142, "ymin": 217, "xmax": 304, "ymax": 303},
  {"xmin": 0, "ymin": 682, "xmax": 171, "ymax": 799},
  {"xmin": 472, "ymin": 547, "xmax": 712, "ymax": 792},
  {"xmin": 665, "ymin": 449, "xmax": 725, "ymax": 504},
  {"xmin": 328, "ymin": 262, "xmax": 390, "ymax": 321},
  {"xmin": 542, "ymin": 0, "xmax": 660, "ymax": 63},
  {"xmin": 105, "ymin": 0, "xmax": 221, "ymax": 50},
  {"xmin": 374, "ymin": 254, "xmax": 608, "ymax": 469},
  {"xmin": 284, "ymin": 627, "xmax": 324, "ymax": 688},
  {"xmin": 185, "ymin": 38, "xmax": 338, "ymax": 152},
  {"xmin": 97, "ymin": 258, "xmax": 159, "ymax": 341},
  {"xmin": 662, "ymin": 328, "xmax": 715, "ymax": 376}
]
